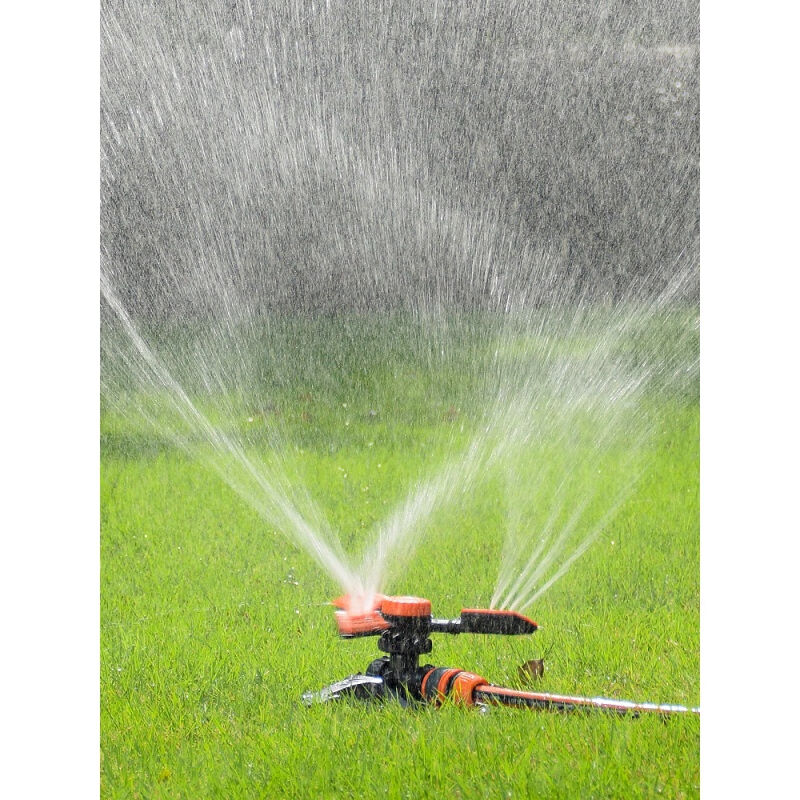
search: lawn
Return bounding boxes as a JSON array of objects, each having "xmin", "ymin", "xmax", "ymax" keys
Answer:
[{"xmin": 100, "ymin": 312, "xmax": 699, "ymax": 799}]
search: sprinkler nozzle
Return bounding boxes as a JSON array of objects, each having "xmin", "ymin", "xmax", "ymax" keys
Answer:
[{"xmin": 333, "ymin": 593, "xmax": 390, "ymax": 637}]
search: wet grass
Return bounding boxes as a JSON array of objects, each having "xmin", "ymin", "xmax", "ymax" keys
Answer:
[{"xmin": 101, "ymin": 319, "xmax": 698, "ymax": 799}]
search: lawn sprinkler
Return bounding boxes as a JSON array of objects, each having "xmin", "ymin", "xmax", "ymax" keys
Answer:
[{"xmin": 302, "ymin": 595, "xmax": 699, "ymax": 716}]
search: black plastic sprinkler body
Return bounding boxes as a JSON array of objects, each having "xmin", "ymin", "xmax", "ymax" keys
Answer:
[{"xmin": 302, "ymin": 595, "xmax": 700, "ymax": 716}]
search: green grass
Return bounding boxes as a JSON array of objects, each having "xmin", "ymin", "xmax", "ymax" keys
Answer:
[{"xmin": 101, "ymin": 316, "xmax": 699, "ymax": 799}]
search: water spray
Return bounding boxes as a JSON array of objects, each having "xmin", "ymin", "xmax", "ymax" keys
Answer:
[{"xmin": 303, "ymin": 595, "xmax": 699, "ymax": 716}]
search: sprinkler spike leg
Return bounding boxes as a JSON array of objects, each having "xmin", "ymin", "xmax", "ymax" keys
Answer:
[{"xmin": 473, "ymin": 685, "xmax": 699, "ymax": 716}]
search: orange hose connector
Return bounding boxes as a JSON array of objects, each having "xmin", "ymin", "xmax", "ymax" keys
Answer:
[{"xmin": 449, "ymin": 672, "xmax": 488, "ymax": 706}]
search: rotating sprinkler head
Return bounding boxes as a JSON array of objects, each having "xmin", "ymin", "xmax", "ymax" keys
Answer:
[{"xmin": 303, "ymin": 594, "xmax": 699, "ymax": 717}]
